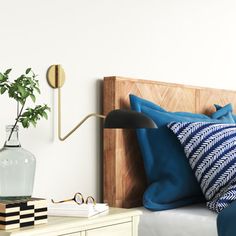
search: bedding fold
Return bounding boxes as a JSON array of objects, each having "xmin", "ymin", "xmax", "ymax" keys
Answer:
[{"xmin": 217, "ymin": 200, "xmax": 236, "ymax": 236}]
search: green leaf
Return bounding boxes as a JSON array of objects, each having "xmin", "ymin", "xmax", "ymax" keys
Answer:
[
  {"xmin": 25, "ymin": 68, "xmax": 31, "ymax": 74},
  {"xmin": 4, "ymin": 69, "xmax": 12, "ymax": 75},
  {"xmin": 21, "ymin": 118, "xmax": 29, "ymax": 128},
  {"xmin": 30, "ymin": 94, "xmax": 36, "ymax": 102},
  {"xmin": 21, "ymin": 111, "xmax": 30, "ymax": 117},
  {"xmin": 30, "ymin": 119, "xmax": 37, "ymax": 127},
  {"xmin": 42, "ymin": 111, "xmax": 48, "ymax": 119},
  {"xmin": 0, "ymin": 87, "xmax": 7, "ymax": 94},
  {"xmin": 0, "ymin": 73, "xmax": 5, "ymax": 81},
  {"xmin": 44, "ymin": 106, "xmax": 51, "ymax": 112},
  {"xmin": 17, "ymin": 85, "xmax": 26, "ymax": 97},
  {"xmin": 34, "ymin": 87, "xmax": 40, "ymax": 94}
]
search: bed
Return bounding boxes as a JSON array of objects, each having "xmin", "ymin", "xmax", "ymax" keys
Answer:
[{"xmin": 102, "ymin": 76, "xmax": 236, "ymax": 235}]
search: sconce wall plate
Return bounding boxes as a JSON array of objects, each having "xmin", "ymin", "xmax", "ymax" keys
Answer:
[{"xmin": 47, "ymin": 65, "xmax": 66, "ymax": 88}]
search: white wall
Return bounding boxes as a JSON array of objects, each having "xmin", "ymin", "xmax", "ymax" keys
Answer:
[{"xmin": 0, "ymin": 0, "xmax": 236, "ymax": 202}]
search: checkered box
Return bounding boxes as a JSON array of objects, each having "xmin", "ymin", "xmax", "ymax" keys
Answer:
[{"xmin": 0, "ymin": 198, "xmax": 47, "ymax": 230}]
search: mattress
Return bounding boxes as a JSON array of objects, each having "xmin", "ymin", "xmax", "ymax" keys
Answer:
[{"xmin": 138, "ymin": 204, "xmax": 218, "ymax": 236}]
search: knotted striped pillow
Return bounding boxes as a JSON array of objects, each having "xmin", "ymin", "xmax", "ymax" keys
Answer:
[{"xmin": 168, "ymin": 122, "xmax": 236, "ymax": 212}]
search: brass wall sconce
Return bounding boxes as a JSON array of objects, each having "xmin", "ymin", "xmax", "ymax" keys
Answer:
[{"xmin": 46, "ymin": 65, "xmax": 157, "ymax": 141}]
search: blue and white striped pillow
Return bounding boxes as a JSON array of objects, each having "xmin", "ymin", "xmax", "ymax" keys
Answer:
[{"xmin": 168, "ymin": 122, "xmax": 236, "ymax": 213}]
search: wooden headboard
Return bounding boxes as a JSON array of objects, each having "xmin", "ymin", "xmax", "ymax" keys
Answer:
[{"xmin": 103, "ymin": 76, "xmax": 236, "ymax": 208}]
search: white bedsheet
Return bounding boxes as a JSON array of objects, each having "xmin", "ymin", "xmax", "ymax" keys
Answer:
[{"xmin": 138, "ymin": 204, "xmax": 217, "ymax": 236}]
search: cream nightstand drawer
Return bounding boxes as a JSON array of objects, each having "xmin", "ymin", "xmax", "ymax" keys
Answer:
[{"xmin": 86, "ymin": 222, "xmax": 132, "ymax": 236}]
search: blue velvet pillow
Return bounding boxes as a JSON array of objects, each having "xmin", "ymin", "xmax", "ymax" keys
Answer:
[
  {"xmin": 129, "ymin": 95, "xmax": 235, "ymax": 211},
  {"xmin": 168, "ymin": 122, "xmax": 236, "ymax": 213}
]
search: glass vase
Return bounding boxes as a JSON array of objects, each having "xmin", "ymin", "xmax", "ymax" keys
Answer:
[{"xmin": 0, "ymin": 125, "xmax": 36, "ymax": 200}]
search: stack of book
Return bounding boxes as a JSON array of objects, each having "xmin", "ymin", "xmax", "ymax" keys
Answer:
[
  {"xmin": 0, "ymin": 198, "xmax": 47, "ymax": 230},
  {"xmin": 48, "ymin": 202, "xmax": 109, "ymax": 217}
]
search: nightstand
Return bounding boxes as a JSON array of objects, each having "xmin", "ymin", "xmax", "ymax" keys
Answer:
[{"xmin": 0, "ymin": 208, "xmax": 142, "ymax": 236}]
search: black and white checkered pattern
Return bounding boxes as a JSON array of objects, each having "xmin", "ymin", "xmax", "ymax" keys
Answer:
[{"xmin": 0, "ymin": 198, "xmax": 47, "ymax": 230}]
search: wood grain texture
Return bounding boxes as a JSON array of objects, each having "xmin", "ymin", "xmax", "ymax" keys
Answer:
[{"xmin": 103, "ymin": 76, "xmax": 236, "ymax": 208}]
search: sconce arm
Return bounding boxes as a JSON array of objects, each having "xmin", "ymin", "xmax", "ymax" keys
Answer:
[
  {"xmin": 47, "ymin": 65, "xmax": 157, "ymax": 141},
  {"xmin": 58, "ymin": 87, "xmax": 105, "ymax": 141}
]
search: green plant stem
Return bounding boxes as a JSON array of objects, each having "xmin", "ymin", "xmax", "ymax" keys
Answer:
[
  {"xmin": 8, "ymin": 101, "xmax": 26, "ymax": 141},
  {"xmin": 17, "ymin": 101, "xmax": 19, "ymax": 117}
]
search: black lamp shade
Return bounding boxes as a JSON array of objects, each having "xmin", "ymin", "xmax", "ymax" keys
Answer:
[{"xmin": 104, "ymin": 109, "xmax": 157, "ymax": 129}]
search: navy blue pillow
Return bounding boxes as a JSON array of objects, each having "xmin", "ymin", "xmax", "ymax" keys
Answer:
[
  {"xmin": 168, "ymin": 122, "xmax": 236, "ymax": 213},
  {"xmin": 129, "ymin": 95, "xmax": 235, "ymax": 211}
]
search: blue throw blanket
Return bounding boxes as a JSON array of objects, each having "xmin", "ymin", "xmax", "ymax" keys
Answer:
[{"xmin": 217, "ymin": 201, "xmax": 236, "ymax": 236}]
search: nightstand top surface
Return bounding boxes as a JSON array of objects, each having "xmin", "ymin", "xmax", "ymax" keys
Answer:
[{"xmin": 0, "ymin": 207, "xmax": 142, "ymax": 236}]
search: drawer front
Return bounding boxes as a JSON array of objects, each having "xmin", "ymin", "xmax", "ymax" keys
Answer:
[{"xmin": 86, "ymin": 222, "xmax": 132, "ymax": 236}]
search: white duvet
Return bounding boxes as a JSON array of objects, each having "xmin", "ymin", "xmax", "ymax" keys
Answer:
[{"xmin": 138, "ymin": 204, "xmax": 217, "ymax": 236}]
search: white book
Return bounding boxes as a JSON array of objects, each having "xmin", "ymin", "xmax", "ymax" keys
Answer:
[{"xmin": 48, "ymin": 202, "xmax": 109, "ymax": 217}]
